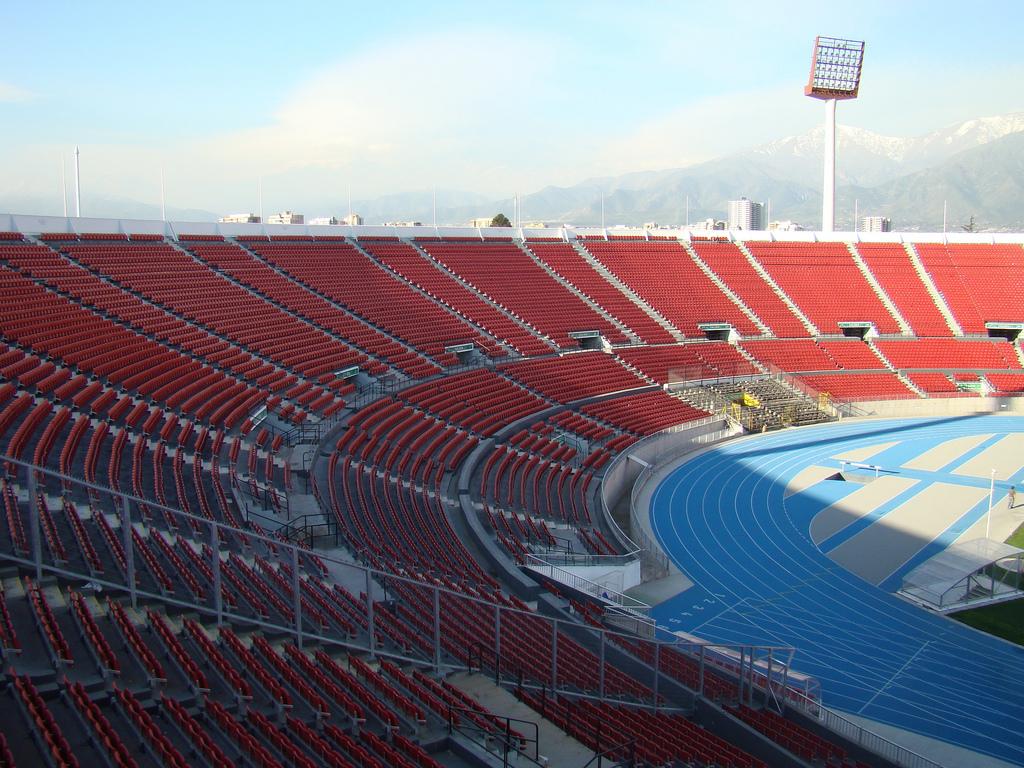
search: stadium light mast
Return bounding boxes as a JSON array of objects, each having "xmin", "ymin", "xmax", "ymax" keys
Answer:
[{"xmin": 805, "ymin": 36, "xmax": 865, "ymax": 233}]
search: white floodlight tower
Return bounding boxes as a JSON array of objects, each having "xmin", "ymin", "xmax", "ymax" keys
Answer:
[{"xmin": 805, "ymin": 36, "xmax": 865, "ymax": 232}]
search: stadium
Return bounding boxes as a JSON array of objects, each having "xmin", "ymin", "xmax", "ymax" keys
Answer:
[
  {"xmin": 3, "ymin": 9, "xmax": 1024, "ymax": 768},
  {"xmin": 0, "ymin": 208, "xmax": 1022, "ymax": 767}
]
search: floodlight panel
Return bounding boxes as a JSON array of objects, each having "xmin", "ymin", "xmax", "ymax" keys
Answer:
[{"xmin": 805, "ymin": 36, "xmax": 865, "ymax": 100}]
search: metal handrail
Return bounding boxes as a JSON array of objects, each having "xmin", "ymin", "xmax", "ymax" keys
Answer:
[
  {"xmin": 447, "ymin": 703, "xmax": 541, "ymax": 767},
  {"xmin": 787, "ymin": 690, "xmax": 943, "ymax": 768}
]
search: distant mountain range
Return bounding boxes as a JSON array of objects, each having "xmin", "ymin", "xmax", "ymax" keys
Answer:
[
  {"xmin": 468, "ymin": 112, "xmax": 1024, "ymax": 231},
  {"xmin": 4, "ymin": 113, "xmax": 1023, "ymax": 231}
]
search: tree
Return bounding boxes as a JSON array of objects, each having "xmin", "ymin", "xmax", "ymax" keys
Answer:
[{"xmin": 490, "ymin": 213, "xmax": 512, "ymax": 227}]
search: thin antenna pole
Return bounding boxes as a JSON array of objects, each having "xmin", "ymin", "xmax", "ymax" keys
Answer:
[
  {"xmin": 766, "ymin": 199, "xmax": 771, "ymax": 230},
  {"xmin": 601, "ymin": 192, "xmax": 605, "ymax": 230},
  {"xmin": 60, "ymin": 154, "xmax": 67, "ymax": 217},
  {"xmin": 432, "ymin": 187, "xmax": 437, "ymax": 228},
  {"xmin": 160, "ymin": 167, "xmax": 166, "ymax": 221},
  {"xmin": 685, "ymin": 195, "xmax": 689, "ymax": 227},
  {"xmin": 258, "ymin": 177, "xmax": 264, "ymax": 223},
  {"xmin": 854, "ymin": 199, "xmax": 859, "ymax": 232},
  {"xmin": 73, "ymin": 146, "xmax": 82, "ymax": 218},
  {"xmin": 348, "ymin": 184, "xmax": 352, "ymax": 221},
  {"xmin": 942, "ymin": 200, "xmax": 947, "ymax": 234}
]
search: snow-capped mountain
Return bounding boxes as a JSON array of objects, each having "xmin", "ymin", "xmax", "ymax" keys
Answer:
[{"xmin": 748, "ymin": 113, "xmax": 1024, "ymax": 186}]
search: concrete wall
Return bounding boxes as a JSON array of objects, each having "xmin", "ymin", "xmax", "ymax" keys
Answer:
[
  {"xmin": 5, "ymin": 211, "xmax": 1024, "ymax": 245},
  {"xmin": 845, "ymin": 395, "xmax": 1024, "ymax": 419},
  {"xmin": 525, "ymin": 559, "xmax": 642, "ymax": 598}
]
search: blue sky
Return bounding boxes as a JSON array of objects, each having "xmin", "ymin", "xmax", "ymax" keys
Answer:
[{"xmin": 2, "ymin": 0, "xmax": 1023, "ymax": 215}]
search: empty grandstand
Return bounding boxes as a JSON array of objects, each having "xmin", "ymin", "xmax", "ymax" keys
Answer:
[{"xmin": 0, "ymin": 211, "xmax": 1022, "ymax": 767}]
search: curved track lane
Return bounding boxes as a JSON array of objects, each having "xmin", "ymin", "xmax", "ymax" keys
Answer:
[{"xmin": 649, "ymin": 415, "xmax": 1024, "ymax": 766}]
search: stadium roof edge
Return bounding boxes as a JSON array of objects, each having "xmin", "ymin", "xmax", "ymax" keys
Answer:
[{"xmin": 2, "ymin": 212, "xmax": 1024, "ymax": 245}]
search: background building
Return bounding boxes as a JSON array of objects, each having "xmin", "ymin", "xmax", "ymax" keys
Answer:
[
  {"xmin": 861, "ymin": 215, "xmax": 892, "ymax": 232},
  {"xmin": 267, "ymin": 210, "xmax": 304, "ymax": 225},
  {"xmin": 727, "ymin": 197, "xmax": 765, "ymax": 230},
  {"xmin": 769, "ymin": 220, "xmax": 805, "ymax": 231},
  {"xmin": 309, "ymin": 216, "xmax": 340, "ymax": 225},
  {"xmin": 218, "ymin": 213, "xmax": 260, "ymax": 223},
  {"xmin": 691, "ymin": 218, "xmax": 727, "ymax": 230},
  {"xmin": 342, "ymin": 213, "xmax": 363, "ymax": 226}
]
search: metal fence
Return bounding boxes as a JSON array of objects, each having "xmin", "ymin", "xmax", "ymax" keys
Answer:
[
  {"xmin": 5, "ymin": 452, "xmax": 942, "ymax": 768},
  {"xmin": 6, "ymin": 454, "xmax": 801, "ymax": 708}
]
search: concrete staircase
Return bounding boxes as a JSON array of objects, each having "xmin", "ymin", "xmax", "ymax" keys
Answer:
[
  {"xmin": 903, "ymin": 242, "xmax": 964, "ymax": 336},
  {"xmin": 681, "ymin": 241, "xmax": 772, "ymax": 336},
  {"xmin": 445, "ymin": 671, "xmax": 595, "ymax": 766},
  {"xmin": 734, "ymin": 241, "xmax": 819, "ymax": 336},
  {"xmin": 866, "ymin": 339, "xmax": 925, "ymax": 397},
  {"xmin": 221, "ymin": 239, "xmax": 428, "ymax": 373},
  {"xmin": 570, "ymin": 240, "xmax": 686, "ymax": 342},
  {"xmin": 516, "ymin": 240, "xmax": 640, "ymax": 344},
  {"xmin": 350, "ymin": 238, "xmax": 521, "ymax": 359},
  {"xmin": 405, "ymin": 239, "xmax": 560, "ymax": 353},
  {"xmin": 24, "ymin": 236, "xmax": 316, "ymax": 414},
  {"xmin": 845, "ymin": 243, "xmax": 913, "ymax": 335}
]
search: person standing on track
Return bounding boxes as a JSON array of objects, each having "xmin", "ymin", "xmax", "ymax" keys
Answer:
[{"xmin": 1009, "ymin": 485, "xmax": 1017, "ymax": 509}]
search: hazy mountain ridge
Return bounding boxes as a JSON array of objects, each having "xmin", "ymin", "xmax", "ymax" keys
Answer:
[{"xmin": 3, "ymin": 113, "xmax": 1023, "ymax": 231}]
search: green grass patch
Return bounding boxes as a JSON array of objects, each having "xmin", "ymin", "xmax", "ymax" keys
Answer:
[
  {"xmin": 1007, "ymin": 521, "xmax": 1024, "ymax": 549},
  {"xmin": 953, "ymin": 598, "xmax": 1024, "ymax": 646}
]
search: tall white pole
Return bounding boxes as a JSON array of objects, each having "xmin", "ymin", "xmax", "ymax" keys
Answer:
[
  {"xmin": 685, "ymin": 195, "xmax": 689, "ymax": 227},
  {"xmin": 73, "ymin": 146, "xmax": 82, "ymax": 218},
  {"xmin": 160, "ymin": 167, "xmax": 166, "ymax": 221},
  {"xmin": 854, "ymin": 199, "xmax": 859, "ymax": 232},
  {"xmin": 258, "ymin": 177, "xmax": 264, "ymax": 223},
  {"xmin": 987, "ymin": 469, "xmax": 995, "ymax": 539},
  {"xmin": 766, "ymin": 199, "xmax": 771, "ymax": 230},
  {"xmin": 942, "ymin": 200, "xmax": 947, "ymax": 234},
  {"xmin": 822, "ymin": 99, "xmax": 836, "ymax": 233},
  {"xmin": 60, "ymin": 154, "xmax": 67, "ymax": 218},
  {"xmin": 601, "ymin": 192, "xmax": 605, "ymax": 230},
  {"xmin": 347, "ymin": 184, "xmax": 352, "ymax": 221},
  {"xmin": 432, "ymin": 187, "xmax": 437, "ymax": 228}
]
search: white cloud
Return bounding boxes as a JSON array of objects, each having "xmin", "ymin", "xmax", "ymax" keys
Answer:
[
  {"xmin": 0, "ymin": 82, "xmax": 33, "ymax": 102},
  {"xmin": 590, "ymin": 86, "xmax": 823, "ymax": 177},
  {"xmin": 2, "ymin": 25, "xmax": 1022, "ymax": 217},
  {"xmin": 181, "ymin": 27, "xmax": 569, "ymax": 201}
]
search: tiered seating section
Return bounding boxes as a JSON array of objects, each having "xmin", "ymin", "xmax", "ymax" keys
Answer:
[
  {"xmin": 232, "ymin": 237, "xmax": 498, "ymax": 370},
  {"xmin": 874, "ymin": 338, "xmax": 1022, "ymax": 371},
  {"xmin": 581, "ymin": 239, "xmax": 760, "ymax": 336},
  {"xmin": 743, "ymin": 339, "xmax": 883, "ymax": 373},
  {"xmin": 692, "ymin": 240, "xmax": 809, "ymax": 337},
  {"xmin": 418, "ymin": 239, "xmax": 629, "ymax": 347},
  {"xmin": 499, "ymin": 352, "xmax": 647, "ymax": 403},
  {"xmin": 854, "ymin": 243, "xmax": 952, "ymax": 336},
  {"xmin": 616, "ymin": 342, "xmax": 757, "ymax": 384},
  {"xmin": 525, "ymin": 241, "xmax": 677, "ymax": 343},
  {"xmin": 359, "ymin": 237, "xmax": 553, "ymax": 356},
  {"xmin": 1, "ymin": 228, "xmax": 1022, "ymax": 768},
  {"xmin": 744, "ymin": 241, "xmax": 901, "ymax": 334},
  {"xmin": 914, "ymin": 243, "xmax": 1024, "ymax": 333}
]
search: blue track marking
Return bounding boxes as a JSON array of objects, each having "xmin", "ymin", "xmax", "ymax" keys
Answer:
[
  {"xmin": 817, "ymin": 479, "xmax": 924, "ymax": 553},
  {"xmin": 649, "ymin": 415, "xmax": 1024, "ymax": 766}
]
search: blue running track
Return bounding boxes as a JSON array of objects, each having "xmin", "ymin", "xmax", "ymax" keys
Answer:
[{"xmin": 649, "ymin": 415, "xmax": 1024, "ymax": 766}]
